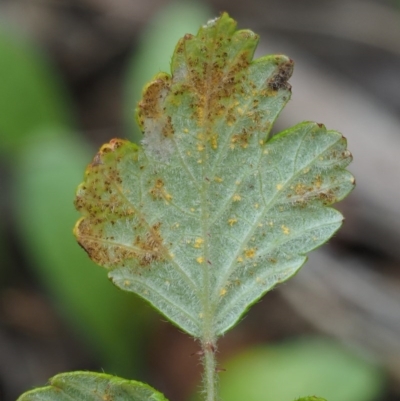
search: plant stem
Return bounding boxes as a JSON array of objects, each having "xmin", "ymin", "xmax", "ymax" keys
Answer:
[{"xmin": 202, "ymin": 341, "xmax": 218, "ymax": 401}]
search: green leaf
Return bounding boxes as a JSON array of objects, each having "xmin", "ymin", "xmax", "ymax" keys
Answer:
[
  {"xmin": 296, "ymin": 398, "xmax": 327, "ymax": 401},
  {"xmin": 216, "ymin": 338, "xmax": 384, "ymax": 401},
  {"xmin": 17, "ymin": 371, "xmax": 168, "ymax": 401},
  {"xmin": 74, "ymin": 13, "xmax": 354, "ymax": 339},
  {"xmin": 0, "ymin": 27, "xmax": 73, "ymax": 156}
]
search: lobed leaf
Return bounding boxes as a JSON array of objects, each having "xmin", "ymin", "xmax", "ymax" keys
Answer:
[
  {"xmin": 74, "ymin": 13, "xmax": 354, "ymax": 339},
  {"xmin": 17, "ymin": 372, "xmax": 168, "ymax": 401}
]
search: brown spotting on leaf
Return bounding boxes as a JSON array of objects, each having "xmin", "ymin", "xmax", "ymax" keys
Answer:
[
  {"xmin": 173, "ymin": 31, "xmax": 255, "ymax": 146},
  {"xmin": 161, "ymin": 115, "xmax": 174, "ymax": 138},
  {"xmin": 267, "ymin": 59, "xmax": 294, "ymax": 91},
  {"xmin": 74, "ymin": 138, "xmax": 169, "ymax": 270},
  {"xmin": 75, "ymin": 218, "xmax": 114, "ymax": 266},
  {"xmin": 231, "ymin": 129, "xmax": 251, "ymax": 149},
  {"xmin": 287, "ymin": 178, "xmax": 338, "ymax": 206},
  {"xmin": 137, "ymin": 75, "xmax": 171, "ymax": 123},
  {"xmin": 294, "ymin": 183, "xmax": 309, "ymax": 197},
  {"xmin": 89, "ymin": 138, "xmax": 127, "ymax": 167},
  {"xmin": 149, "ymin": 178, "xmax": 172, "ymax": 202},
  {"xmin": 102, "ymin": 395, "xmax": 113, "ymax": 401},
  {"xmin": 75, "ymin": 217, "xmax": 167, "ymax": 268},
  {"xmin": 134, "ymin": 222, "xmax": 166, "ymax": 266},
  {"xmin": 316, "ymin": 188, "xmax": 337, "ymax": 205}
]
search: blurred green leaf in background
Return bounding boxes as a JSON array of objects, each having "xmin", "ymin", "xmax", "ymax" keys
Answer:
[
  {"xmin": 218, "ymin": 338, "xmax": 384, "ymax": 401},
  {"xmin": 0, "ymin": 27, "xmax": 73, "ymax": 158}
]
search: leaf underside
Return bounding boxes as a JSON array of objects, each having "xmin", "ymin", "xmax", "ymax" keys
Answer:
[
  {"xmin": 17, "ymin": 372, "xmax": 168, "ymax": 401},
  {"xmin": 74, "ymin": 13, "xmax": 354, "ymax": 339}
]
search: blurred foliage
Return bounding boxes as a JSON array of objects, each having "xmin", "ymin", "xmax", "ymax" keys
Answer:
[
  {"xmin": 124, "ymin": 1, "xmax": 211, "ymax": 143},
  {"xmin": 0, "ymin": 221, "xmax": 11, "ymax": 285},
  {"xmin": 218, "ymin": 338, "xmax": 384, "ymax": 401},
  {"xmin": 0, "ymin": 27, "xmax": 73, "ymax": 158},
  {"xmin": 13, "ymin": 133, "xmax": 152, "ymax": 375}
]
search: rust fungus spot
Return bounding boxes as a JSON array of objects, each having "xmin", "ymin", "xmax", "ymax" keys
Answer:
[
  {"xmin": 109, "ymin": 138, "xmax": 126, "ymax": 149},
  {"xmin": 134, "ymin": 222, "xmax": 165, "ymax": 266},
  {"xmin": 313, "ymin": 175, "xmax": 323, "ymax": 189},
  {"xmin": 210, "ymin": 134, "xmax": 218, "ymax": 149},
  {"xmin": 149, "ymin": 178, "xmax": 172, "ymax": 202},
  {"xmin": 162, "ymin": 115, "xmax": 174, "ymax": 138},
  {"xmin": 75, "ymin": 218, "xmax": 115, "ymax": 266},
  {"xmin": 194, "ymin": 238, "xmax": 204, "ymax": 248},
  {"xmin": 231, "ymin": 129, "xmax": 251, "ymax": 149},
  {"xmin": 244, "ymin": 248, "xmax": 256, "ymax": 258},
  {"xmin": 90, "ymin": 139, "xmax": 127, "ymax": 168},
  {"xmin": 228, "ymin": 218, "xmax": 237, "ymax": 226},
  {"xmin": 137, "ymin": 76, "xmax": 171, "ymax": 122},
  {"xmin": 74, "ymin": 195, "xmax": 86, "ymax": 211},
  {"xmin": 267, "ymin": 59, "xmax": 294, "ymax": 91},
  {"xmin": 317, "ymin": 189, "xmax": 337, "ymax": 205},
  {"xmin": 294, "ymin": 183, "xmax": 308, "ymax": 196},
  {"xmin": 182, "ymin": 37, "xmax": 252, "ymax": 129},
  {"xmin": 232, "ymin": 194, "xmax": 241, "ymax": 202}
]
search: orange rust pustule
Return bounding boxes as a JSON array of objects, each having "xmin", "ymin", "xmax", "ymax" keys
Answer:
[
  {"xmin": 75, "ymin": 218, "xmax": 118, "ymax": 267},
  {"xmin": 76, "ymin": 218, "xmax": 166, "ymax": 269},
  {"xmin": 149, "ymin": 178, "xmax": 172, "ymax": 202},
  {"xmin": 134, "ymin": 222, "xmax": 165, "ymax": 266},
  {"xmin": 177, "ymin": 33, "xmax": 253, "ymax": 126},
  {"xmin": 75, "ymin": 168, "xmax": 124, "ymax": 218},
  {"xmin": 316, "ymin": 188, "xmax": 337, "ymax": 205},
  {"xmin": 137, "ymin": 76, "xmax": 171, "ymax": 123},
  {"xmin": 287, "ymin": 183, "xmax": 338, "ymax": 207},
  {"xmin": 149, "ymin": 178, "xmax": 165, "ymax": 199},
  {"xmin": 267, "ymin": 59, "xmax": 294, "ymax": 91},
  {"xmin": 231, "ymin": 129, "xmax": 251, "ymax": 148},
  {"xmin": 74, "ymin": 138, "xmax": 168, "ymax": 269},
  {"xmin": 74, "ymin": 140, "xmax": 131, "ymax": 219},
  {"xmin": 162, "ymin": 115, "xmax": 174, "ymax": 138},
  {"xmin": 89, "ymin": 138, "xmax": 127, "ymax": 167}
]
